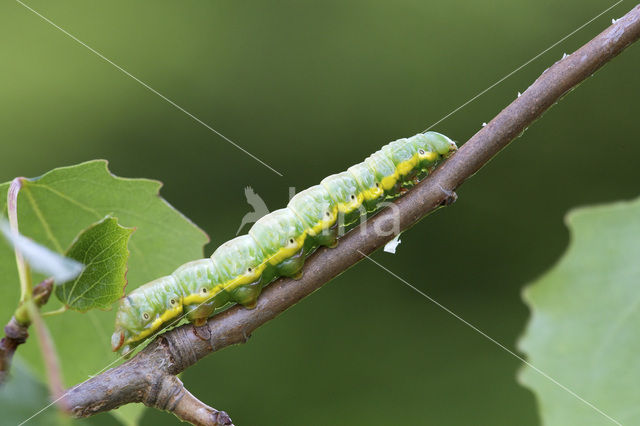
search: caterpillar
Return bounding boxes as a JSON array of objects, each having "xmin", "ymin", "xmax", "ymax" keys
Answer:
[{"xmin": 111, "ymin": 132, "xmax": 457, "ymax": 354}]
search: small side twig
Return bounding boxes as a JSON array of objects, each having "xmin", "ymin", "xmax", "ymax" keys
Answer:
[
  {"xmin": 152, "ymin": 375, "xmax": 232, "ymax": 426},
  {"xmin": 0, "ymin": 278, "xmax": 54, "ymax": 385},
  {"xmin": 31, "ymin": 3, "xmax": 640, "ymax": 425}
]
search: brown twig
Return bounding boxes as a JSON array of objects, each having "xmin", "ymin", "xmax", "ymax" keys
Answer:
[
  {"xmin": 0, "ymin": 278, "xmax": 54, "ymax": 385},
  {"xmin": 55, "ymin": 4, "xmax": 640, "ymax": 425}
]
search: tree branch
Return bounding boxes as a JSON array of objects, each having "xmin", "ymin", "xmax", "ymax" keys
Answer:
[
  {"xmin": 0, "ymin": 278, "xmax": 54, "ymax": 385},
  {"xmin": 61, "ymin": 4, "xmax": 640, "ymax": 424}
]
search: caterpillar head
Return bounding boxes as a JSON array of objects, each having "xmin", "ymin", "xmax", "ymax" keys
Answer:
[
  {"xmin": 111, "ymin": 294, "xmax": 154, "ymax": 354},
  {"xmin": 112, "ymin": 275, "xmax": 185, "ymax": 354},
  {"xmin": 110, "ymin": 331, "xmax": 131, "ymax": 356}
]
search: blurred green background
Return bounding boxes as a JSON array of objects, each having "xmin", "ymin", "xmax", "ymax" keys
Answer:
[{"xmin": 1, "ymin": 0, "xmax": 639, "ymax": 425}]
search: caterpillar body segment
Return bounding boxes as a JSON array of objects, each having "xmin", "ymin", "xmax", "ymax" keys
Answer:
[
  {"xmin": 248, "ymin": 208, "xmax": 308, "ymax": 276},
  {"xmin": 320, "ymin": 173, "xmax": 364, "ymax": 228},
  {"xmin": 111, "ymin": 132, "xmax": 457, "ymax": 354}
]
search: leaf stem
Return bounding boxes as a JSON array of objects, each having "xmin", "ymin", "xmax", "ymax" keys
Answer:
[
  {"xmin": 8, "ymin": 177, "xmax": 33, "ymax": 304},
  {"xmin": 41, "ymin": 306, "xmax": 68, "ymax": 317}
]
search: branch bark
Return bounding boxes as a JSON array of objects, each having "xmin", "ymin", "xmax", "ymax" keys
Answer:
[{"xmin": 61, "ymin": 4, "xmax": 640, "ymax": 424}]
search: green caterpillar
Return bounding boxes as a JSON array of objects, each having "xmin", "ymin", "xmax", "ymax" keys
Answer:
[{"xmin": 111, "ymin": 132, "xmax": 457, "ymax": 354}]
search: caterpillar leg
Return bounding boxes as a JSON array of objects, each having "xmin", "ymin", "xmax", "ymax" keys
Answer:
[
  {"xmin": 185, "ymin": 302, "xmax": 216, "ymax": 326},
  {"xmin": 314, "ymin": 223, "xmax": 339, "ymax": 249},
  {"xmin": 316, "ymin": 232, "xmax": 338, "ymax": 249},
  {"xmin": 276, "ymin": 249, "xmax": 306, "ymax": 279},
  {"xmin": 231, "ymin": 281, "xmax": 262, "ymax": 309}
]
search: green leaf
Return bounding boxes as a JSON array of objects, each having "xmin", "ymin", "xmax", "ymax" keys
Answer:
[
  {"xmin": 56, "ymin": 216, "xmax": 133, "ymax": 311},
  {"xmin": 518, "ymin": 197, "xmax": 640, "ymax": 426},
  {"xmin": 0, "ymin": 160, "xmax": 208, "ymax": 425}
]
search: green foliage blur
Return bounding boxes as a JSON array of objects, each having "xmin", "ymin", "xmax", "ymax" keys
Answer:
[
  {"xmin": 1, "ymin": 0, "xmax": 638, "ymax": 425},
  {"xmin": 520, "ymin": 197, "xmax": 640, "ymax": 425}
]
